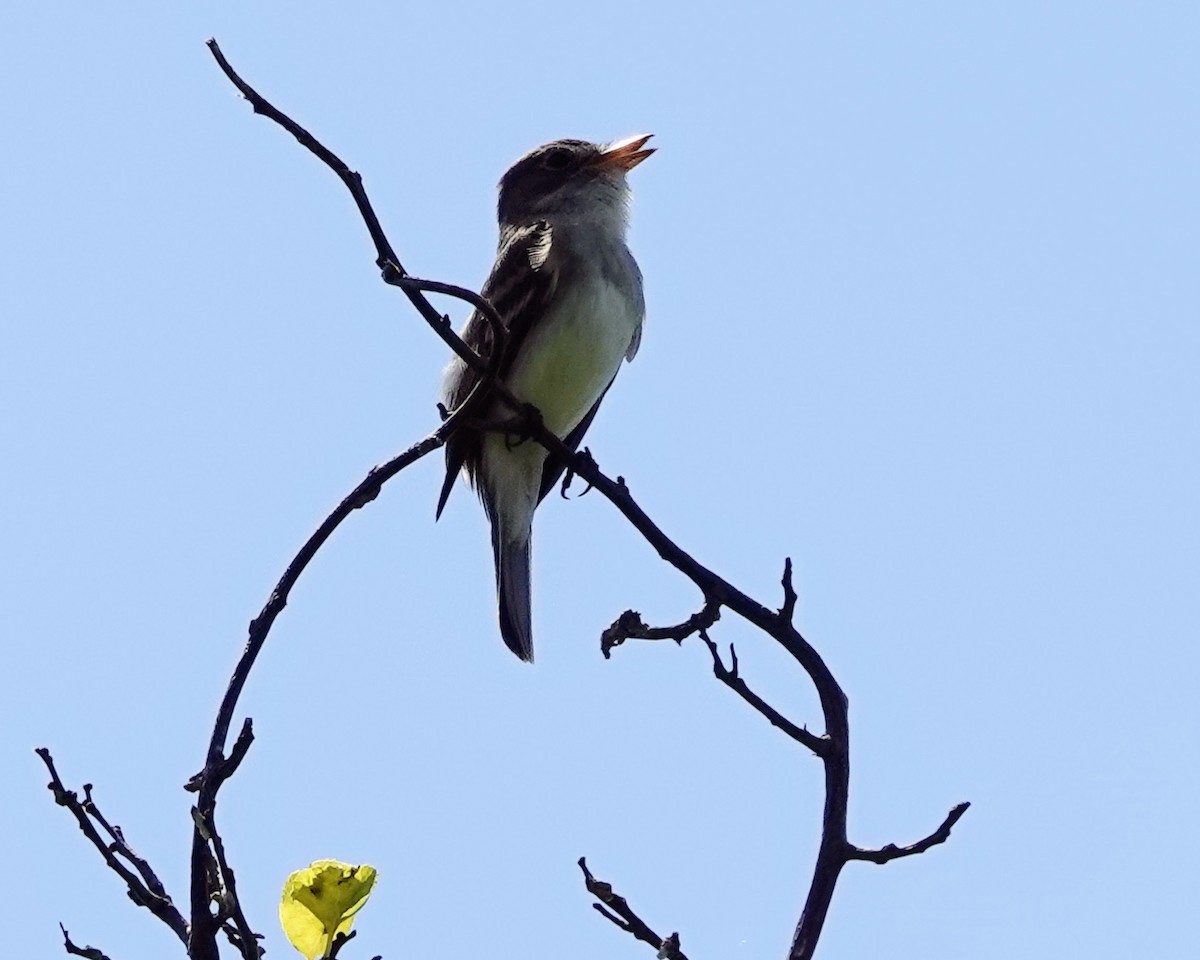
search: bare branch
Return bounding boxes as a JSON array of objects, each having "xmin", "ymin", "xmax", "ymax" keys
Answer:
[
  {"xmin": 847, "ymin": 802, "xmax": 971, "ymax": 864},
  {"xmin": 600, "ymin": 600, "xmax": 721, "ymax": 658},
  {"xmin": 700, "ymin": 633, "xmax": 829, "ymax": 756},
  {"xmin": 185, "ymin": 428, "xmax": 448, "ymax": 960},
  {"xmin": 779, "ymin": 557, "xmax": 798, "ymax": 623},
  {"xmin": 206, "ymin": 38, "xmax": 505, "ymax": 384},
  {"xmin": 328, "ymin": 931, "xmax": 357, "ymax": 960},
  {"xmin": 194, "ymin": 430, "xmax": 444, "ymax": 787},
  {"xmin": 37, "ymin": 750, "xmax": 188, "ymax": 944},
  {"xmin": 200, "ymin": 41, "xmax": 970, "ymax": 960},
  {"xmin": 205, "ymin": 811, "xmax": 260, "ymax": 959},
  {"xmin": 578, "ymin": 859, "xmax": 688, "ymax": 960},
  {"xmin": 222, "ymin": 718, "xmax": 256, "ymax": 782},
  {"xmin": 389, "ymin": 275, "xmax": 507, "ymax": 357},
  {"xmin": 60, "ymin": 924, "xmax": 115, "ymax": 960},
  {"xmin": 79, "ymin": 783, "xmax": 175, "ymax": 908},
  {"xmin": 659, "ymin": 933, "xmax": 685, "ymax": 960}
]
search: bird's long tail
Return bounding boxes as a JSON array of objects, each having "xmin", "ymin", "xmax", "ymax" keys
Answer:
[{"xmin": 492, "ymin": 522, "xmax": 534, "ymax": 661}]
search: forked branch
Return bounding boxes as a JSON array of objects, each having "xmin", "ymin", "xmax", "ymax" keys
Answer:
[
  {"xmin": 37, "ymin": 749, "xmax": 188, "ymax": 945},
  {"xmin": 848, "ymin": 802, "xmax": 972, "ymax": 865},
  {"xmin": 44, "ymin": 39, "xmax": 967, "ymax": 960},
  {"xmin": 200, "ymin": 38, "xmax": 969, "ymax": 960},
  {"xmin": 579, "ymin": 859, "xmax": 688, "ymax": 960},
  {"xmin": 60, "ymin": 925, "xmax": 115, "ymax": 960}
]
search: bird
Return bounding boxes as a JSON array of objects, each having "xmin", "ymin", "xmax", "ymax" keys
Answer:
[{"xmin": 438, "ymin": 134, "xmax": 654, "ymax": 661}]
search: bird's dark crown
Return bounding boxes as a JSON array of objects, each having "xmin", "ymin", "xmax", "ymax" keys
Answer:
[{"xmin": 497, "ymin": 139, "xmax": 611, "ymax": 226}]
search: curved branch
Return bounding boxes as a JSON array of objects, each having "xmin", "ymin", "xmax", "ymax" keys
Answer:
[
  {"xmin": 207, "ymin": 40, "xmax": 504, "ymax": 380},
  {"xmin": 196, "ymin": 430, "xmax": 445, "ymax": 773},
  {"xmin": 205, "ymin": 43, "xmax": 397, "ymax": 276},
  {"xmin": 37, "ymin": 750, "xmax": 188, "ymax": 945},
  {"xmin": 186, "ymin": 428, "xmax": 447, "ymax": 960},
  {"xmin": 599, "ymin": 600, "xmax": 721, "ymax": 657},
  {"xmin": 387, "ymin": 274, "xmax": 508, "ymax": 374},
  {"xmin": 779, "ymin": 557, "xmax": 798, "ymax": 622},
  {"xmin": 60, "ymin": 925, "xmax": 115, "ymax": 960},
  {"xmin": 203, "ymin": 40, "xmax": 969, "ymax": 960},
  {"xmin": 578, "ymin": 859, "xmax": 688, "ymax": 960},
  {"xmin": 848, "ymin": 802, "xmax": 971, "ymax": 865},
  {"xmin": 699, "ymin": 633, "xmax": 829, "ymax": 755}
]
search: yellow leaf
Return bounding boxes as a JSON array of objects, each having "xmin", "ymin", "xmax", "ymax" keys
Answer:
[{"xmin": 280, "ymin": 860, "xmax": 377, "ymax": 960}]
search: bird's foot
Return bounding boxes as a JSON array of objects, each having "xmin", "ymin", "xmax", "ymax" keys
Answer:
[
  {"xmin": 499, "ymin": 403, "xmax": 544, "ymax": 450},
  {"xmin": 561, "ymin": 447, "xmax": 597, "ymax": 499}
]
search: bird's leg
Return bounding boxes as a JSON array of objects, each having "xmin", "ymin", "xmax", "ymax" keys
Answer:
[
  {"xmin": 561, "ymin": 447, "xmax": 597, "ymax": 499},
  {"xmin": 500, "ymin": 403, "xmax": 544, "ymax": 450},
  {"xmin": 445, "ymin": 403, "xmax": 543, "ymax": 449}
]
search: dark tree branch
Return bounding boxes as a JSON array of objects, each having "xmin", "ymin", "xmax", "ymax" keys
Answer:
[
  {"xmin": 779, "ymin": 557, "xmax": 798, "ymax": 623},
  {"xmin": 567, "ymin": 469, "xmax": 866, "ymax": 960},
  {"xmin": 201, "ymin": 39, "xmax": 971, "ymax": 959},
  {"xmin": 60, "ymin": 924, "xmax": 115, "ymax": 960},
  {"xmin": 578, "ymin": 859, "xmax": 688, "ymax": 960},
  {"xmin": 190, "ymin": 805, "xmax": 259, "ymax": 959},
  {"xmin": 37, "ymin": 750, "xmax": 188, "ymax": 945},
  {"xmin": 847, "ymin": 802, "xmax": 972, "ymax": 865},
  {"xmin": 328, "ymin": 931, "xmax": 357, "ymax": 960},
  {"xmin": 388, "ymin": 274, "xmax": 507, "ymax": 358},
  {"xmin": 184, "ymin": 427, "xmax": 447, "ymax": 960},
  {"xmin": 174, "ymin": 129, "xmax": 523, "ymax": 957},
  {"xmin": 80, "ymin": 783, "xmax": 175, "ymax": 907},
  {"xmin": 194, "ymin": 429, "xmax": 444, "ymax": 778},
  {"xmin": 205, "ymin": 39, "xmax": 577, "ymax": 470},
  {"xmin": 222, "ymin": 718, "xmax": 256, "ymax": 782},
  {"xmin": 219, "ymin": 922, "xmax": 262, "ymax": 957},
  {"xmin": 700, "ymin": 632, "xmax": 829, "ymax": 756},
  {"xmin": 205, "ymin": 43, "xmax": 396, "ymax": 282},
  {"xmin": 599, "ymin": 599, "xmax": 721, "ymax": 658},
  {"xmin": 173, "ymin": 39, "xmax": 967, "ymax": 960},
  {"xmin": 206, "ymin": 38, "xmax": 503, "ymax": 380}
]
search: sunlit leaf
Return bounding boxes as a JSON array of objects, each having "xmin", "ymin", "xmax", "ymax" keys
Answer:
[{"xmin": 280, "ymin": 860, "xmax": 377, "ymax": 959}]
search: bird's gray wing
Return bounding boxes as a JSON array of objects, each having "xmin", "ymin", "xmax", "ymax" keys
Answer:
[{"xmin": 437, "ymin": 222, "xmax": 559, "ymax": 518}]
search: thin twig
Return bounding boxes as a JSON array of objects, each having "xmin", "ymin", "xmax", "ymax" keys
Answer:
[
  {"xmin": 700, "ymin": 632, "xmax": 829, "ymax": 756},
  {"xmin": 206, "ymin": 813, "xmax": 259, "ymax": 958},
  {"xmin": 847, "ymin": 802, "xmax": 972, "ymax": 864},
  {"xmin": 779, "ymin": 557, "xmax": 798, "ymax": 623},
  {"xmin": 37, "ymin": 750, "xmax": 188, "ymax": 944},
  {"xmin": 80, "ymin": 784, "xmax": 174, "ymax": 904},
  {"xmin": 206, "ymin": 39, "xmax": 503, "ymax": 378},
  {"xmin": 599, "ymin": 600, "xmax": 721, "ymax": 658},
  {"xmin": 60, "ymin": 924, "xmax": 115, "ymax": 960},
  {"xmin": 328, "ymin": 931, "xmax": 357, "ymax": 960},
  {"xmin": 190, "ymin": 47, "xmax": 525, "ymax": 953},
  {"xmin": 185, "ymin": 428, "xmax": 446, "ymax": 960},
  {"xmin": 578, "ymin": 859, "xmax": 688, "ymax": 960},
  {"xmin": 202, "ymin": 40, "xmax": 970, "ymax": 960}
]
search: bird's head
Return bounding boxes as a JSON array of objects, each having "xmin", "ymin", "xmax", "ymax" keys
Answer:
[{"xmin": 497, "ymin": 135, "xmax": 654, "ymax": 229}]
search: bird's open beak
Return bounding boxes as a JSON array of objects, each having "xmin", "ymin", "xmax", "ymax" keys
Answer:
[{"xmin": 599, "ymin": 133, "xmax": 655, "ymax": 171}]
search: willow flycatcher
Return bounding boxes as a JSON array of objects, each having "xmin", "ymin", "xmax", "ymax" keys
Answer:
[{"xmin": 438, "ymin": 135, "xmax": 654, "ymax": 660}]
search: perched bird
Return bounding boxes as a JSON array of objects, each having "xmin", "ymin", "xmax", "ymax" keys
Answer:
[{"xmin": 438, "ymin": 135, "xmax": 654, "ymax": 661}]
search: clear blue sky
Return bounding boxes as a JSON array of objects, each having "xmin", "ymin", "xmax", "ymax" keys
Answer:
[{"xmin": 4, "ymin": 4, "xmax": 1197, "ymax": 959}]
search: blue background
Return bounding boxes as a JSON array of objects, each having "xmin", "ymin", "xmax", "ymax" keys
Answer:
[{"xmin": 4, "ymin": 4, "xmax": 1197, "ymax": 959}]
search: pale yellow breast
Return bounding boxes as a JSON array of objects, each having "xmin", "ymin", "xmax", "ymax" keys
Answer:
[{"xmin": 505, "ymin": 276, "xmax": 640, "ymax": 439}]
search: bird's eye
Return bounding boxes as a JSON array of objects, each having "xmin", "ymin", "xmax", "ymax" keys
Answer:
[{"xmin": 542, "ymin": 148, "xmax": 573, "ymax": 171}]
